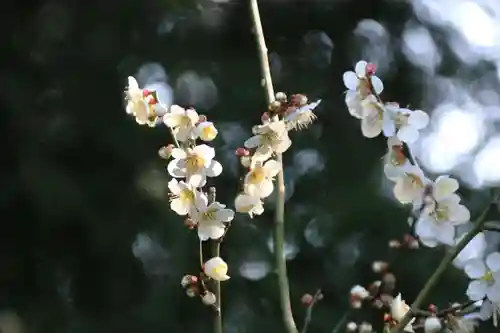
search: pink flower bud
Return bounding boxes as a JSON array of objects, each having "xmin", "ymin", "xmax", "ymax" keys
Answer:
[
  {"xmin": 142, "ymin": 89, "xmax": 150, "ymax": 97},
  {"xmin": 261, "ymin": 112, "xmax": 270, "ymax": 122},
  {"xmin": 235, "ymin": 147, "xmax": 250, "ymax": 157},
  {"xmin": 301, "ymin": 293, "xmax": 313, "ymax": 306},
  {"xmin": 366, "ymin": 63, "xmax": 377, "ymax": 75}
]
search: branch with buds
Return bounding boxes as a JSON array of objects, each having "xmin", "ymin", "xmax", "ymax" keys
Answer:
[{"xmin": 342, "ymin": 60, "xmax": 500, "ymax": 333}]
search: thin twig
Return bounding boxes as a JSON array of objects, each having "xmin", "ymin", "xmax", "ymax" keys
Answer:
[
  {"xmin": 300, "ymin": 290, "xmax": 322, "ymax": 333},
  {"xmin": 249, "ymin": 1, "xmax": 298, "ymax": 333},
  {"xmin": 208, "ymin": 187, "xmax": 222, "ymax": 333},
  {"xmin": 391, "ymin": 202, "xmax": 494, "ymax": 333}
]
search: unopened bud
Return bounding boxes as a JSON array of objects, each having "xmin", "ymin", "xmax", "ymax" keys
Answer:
[
  {"xmin": 301, "ymin": 293, "xmax": 313, "ymax": 306},
  {"xmin": 379, "ymin": 293, "xmax": 393, "ymax": 306},
  {"xmin": 366, "ymin": 63, "xmax": 377, "ymax": 75},
  {"xmin": 372, "ymin": 298, "xmax": 384, "ymax": 309},
  {"xmin": 261, "ymin": 112, "xmax": 270, "ymax": 122},
  {"xmin": 184, "ymin": 217, "xmax": 196, "ymax": 229},
  {"xmin": 291, "ymin": 94, "xmax": 308, "ymax": 106},
  {"xmin": 383, "ymin": 313, "xmax": 392, "ymax": 322},
  {"xmin": 350, "ymin": 285, "xmax": 370, "ymax": 300},
  {"xmin": 235, "ymin": 147, "xmax": 250, "ymax": 157},
  {"xmin": 198, "ymin": 114, "xmax": 207, "ymax": 123},
  {"xmin": 275, "ymin": 92, "xmax": 287, "ymax": 102},
  {"xmin": 382, "ymin": 273, "xmax": 396, "ymax": 287},
  {"xmin": 158, "ymin": 144, "xmax": 174, "ymax": 159},
  {"xmin": 351, "ymin": 299, "xmax": 362, "ymax": 309},
  {"xmin": 424, "ymin": 316, "xmax": 441, "ymax": 333},
  {"xmin": 316, "ymin": 292, "xmax": 324, "ymax": 301},
  {"xmin": 428, "ymin": 304, "xmax": 438, "ymax": 313},
  {"xmin": 240, "ymin": 156, "xmax": 251, "ymax": 168},
  {"xmin": 181, "ymin": 274, "xmax": 195, "ymax": 288},
  {"xmin": 142, "ymin": 89, "xmax": 150, "ymax": 97},
  {"xmin": 408, "ymin": 239, "xmax": 419, "ymax": 249},
  {"xmin": 268, "ymin": 101, "xmax": 281, "ymax": 112},
  {"xmin": 202, "ymin": 291, "xmax": 216, "ymax": 305},
  {"xmin": 372, "ymin": 261, "xmax": 388, "ymax": 273},
  {"xmin": 346, "ymin": 322, "xmax": 358, "ymax": 332},
  {"xmin": 186, "ymin": 286, "xmax": 198, "ymax": 297},
  {"xmin": 369, "ymin": 280, "xmax": 382, "ymax": 294}
]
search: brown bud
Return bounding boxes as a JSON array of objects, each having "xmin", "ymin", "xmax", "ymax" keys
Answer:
[
  {"xmin": 184, "ymin": 217, "xmax": 196, "ymax": 229},
  {"xmin": 301, "ymin": 293, "xmax": 313, "ymax": 306}
]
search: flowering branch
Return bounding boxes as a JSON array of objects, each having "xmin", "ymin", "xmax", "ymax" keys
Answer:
[
  {"xmin": 249, "ymin": 1, "xmax": 298, "ymax": 332},
  {"xmin": 391, "ymin": 201, "xmax": 494, "ymax": 333},
  {"xmin": 300, "ymin": 290, "xmax": 323, "ymax": 333},
  {"xmin": 208, "ymin": 187, "xmax": 223, "ymax": 333}
]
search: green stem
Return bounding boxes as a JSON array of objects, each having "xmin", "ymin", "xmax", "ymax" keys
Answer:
[
  {"xmin": 391, "ymin": 202, "xmax": 493, "ymax": 333},
  {"xmin": 207, "ymin": 187, "xmax": 222, "ymax": 333},
  {"xmin": 249, "ymin": 1, "xmax": 298, "ymax": 332}
]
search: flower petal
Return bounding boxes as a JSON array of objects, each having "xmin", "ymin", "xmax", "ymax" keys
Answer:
[
  {"xmin": 486, "ymin": 252, "xmax": 500, "ymax": 272},
  {"xmin": 343, "ymin": 71, "xmax": 359, "ymax": 90},
  {"xmin": 216, "ymin": 208, "xmax": 235, "ymax": 222},
  {"xmin": 398, "ymin": 126, "xmax": 419, "ymax": 143},
  {"xmin": 408, "ymin": 110, "xmax": 429, "ymax": 129},
  {"xmin": 206, "ymin": 160, "xmax": 223, "ymax": 177},
  {"xmin": 244, "ymin": 135, "xmax": 261, "ymax": 149},
  {"xmin": 171, "ymin": 198, "xmax": 189, "ymax": 215},
  {"xmin": 371, "ymin": 76, "xmax": 384, "ymax": 94},
  {"xmin": 167, "ymin": 159, "xmax": 186, "ymax": 178},
  {"xmin": 355, "ymin": 61, "xmax": 367, "ymax": 78},
  {"xmin": 465, "ymin": 260, "xmax": 487, "ymax": 279},
  {"xmin": 466, "ymin": 280, "xmax": 488, "ymax": 301},
  {"xmin": 433, "ymin": 176, "xmax": 459, "ymax": 200}
]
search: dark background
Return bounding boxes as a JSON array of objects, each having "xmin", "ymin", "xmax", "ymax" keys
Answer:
[{"xmin": 2, "ymin": 0, "xmax": 499, "ymax": 332}]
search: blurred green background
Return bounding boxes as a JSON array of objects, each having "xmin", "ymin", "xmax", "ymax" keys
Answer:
[{"xmin": 2, "ymin": 0, "xmax": 500, "ymax": 332}]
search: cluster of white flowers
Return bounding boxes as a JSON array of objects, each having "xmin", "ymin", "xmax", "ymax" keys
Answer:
[
  {"xmin": 343, "ymin": 61, "xmax": 500, "ymax": 331},
  {"xmin": 234, "ymin": 92, "xmax": 321, "ymax": 217},
  {"xmin": 125, "ymin": 77, "xmax": 233, "ymax": 296}
]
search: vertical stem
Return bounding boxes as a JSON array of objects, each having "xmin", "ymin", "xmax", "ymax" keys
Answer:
[
  {"xmin": 391, "ymin": 202, "xmax": 493, "ymax": 333},
  {"xmin": 208, "ymin": 187, "xmax": 222, "ymax": 333},
  {"xmin": 249, "ymin": 1, "xmax": 298, "ymax": 333}
]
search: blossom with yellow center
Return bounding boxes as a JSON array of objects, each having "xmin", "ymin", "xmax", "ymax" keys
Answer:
[
  {"xmin": 465, "ymin": 252, "xmax": 500, "ymax": 304},
  {"xmin": 234, "ymin": 193, "xmax": 264, "ymax": 218},
  {"xmin": 163, "ymin": 105, "xmax": 199, "ymax": 142},
  {"xmin": 243, "ymin": 160, "xmax": 281, "ymax": 198},
  {"xmin": 167, "ymin": 179, "xmax": 200, "ymax": 216},
  {"xmin": 393, "ymin": 165, "xmax": 428, "ymax": 204},
  {"xmin": 189, "ymin": 194, "xmax": 234, "ymax": 241},
  {"xmin": 204, "ymin": 257, "xmax": 230, "ymax": 281},
  {"xmin": 196, "ymin": 121, "xmax": 218, "ymax": 142},
  {"xmin": 244, "ymin": 121, "xmax": 291, "ymax": 163}
]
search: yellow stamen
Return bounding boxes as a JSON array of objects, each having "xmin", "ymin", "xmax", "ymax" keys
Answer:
[{"xmin": 248, "ymin": 167, "xmax": 265, "ymax": 184}]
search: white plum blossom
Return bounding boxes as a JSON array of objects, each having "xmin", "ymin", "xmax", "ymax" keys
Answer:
[
  {"xmin": 167, "ymin": 144, "xmax": 222, "ymax": 187},
  {"xmin": 196, "ymin": 121, "xmax": 218, "ymax": 142},
  {"xmin": 190, "ymin": 192, "xmax": 234, "ymax": 241},
  {"xmin": 384, "ymin": 136, "xmax": 412, "ymax": 181},
  {"xmin": 465, "ymin": 252, "xmax": 500, "ymax": 303},
  {"xmin": 415, "ymin": 192, "xmax": 470, "ymax": 247},
  {"xmin": 391, "ymin": 294, "xmax": 415, "ymax": 332},
  {"xmin": 244, "ymin": 159, "xmax": 281, "ymax": 198},
  {"xmin": 284, "ymin": 100, "xmax": 321, "ymax": 130},
  {"xmin": 204, "ymin": 256, "xmax": 230, "ymax": 281},
  {"xmin": 343, "ymin": 60, "xmax": 384, "ymax": 119},
  {"xmin": 393, "ymin": 164, "xmax": 428, "ymax": 204},
  {"xmin": 163, "ymin": 105, "xmax": 199, "ymax": 142},
  {"xmin": 244, "ymin": 121, "xmax": 291, "ymax": 163},
  {"xmin": 234, "ymin": 193, "xmax": 264, "ymax": 218},
  {"xmin": 167, "ymin": 179, "xmax": 201, "ymax": 215},
  {"xmin": 125, "ymin": 76, "xmax": 158, "ymax": 126},
  {"xmin": 382, "ymin": 103, "xmax": 429, "ymax": 143},
  {"xmin": 454, "ymin": 232, "xmax": 487, "ymax": 269},
  {"xmin": 360, "ymin": 95, "xmax": 385, "ymax": 138}
]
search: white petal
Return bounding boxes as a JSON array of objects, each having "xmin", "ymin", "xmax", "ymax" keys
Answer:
[
  {"xmin": 171, "ymin": 148, "xmax": 187, "ymax": 160},
  {"xmin": 370, "ymin": 76, "xmax": 384, "ymax": 94},
  {"xmin": 128, "ymin": 76, "xmax": 139, "ymax": 90},
  {"xmin": 382, "ymin": 111, "xmax": 396, "ymax": 137},
  {"xmin": 433, "ymin": 176, "xmax": 459, "ymax": 200},
  {"xmin": 449, "ymin": 204, "xmax": 470, "ymax": 224},
  {"xmin": 194, "ymin": 144, "xmax": 215, "ymax": 163},
  {"xmin": 424, "ymin": 317, "xmax": 441, "ymax": 333},
  {"xmin": 486, "ymin": 252, "xmax": 500, "ymax": 272},
  {"xmin": 253, "ymin": 145, "xmax": 273, "ymax": 162},
  {"xmin": 198, "ymin": 222, "xmax": 225, "ymax": 241},
  {"xmin": 263, "ymin": 160, "xmax": 281, "ymax": 177},
  {"xmin": 185, "ymin": 109, "xmax": 199, "ymax": 124},
  {"xmin": 167, "ymin": 179, "xmax": 181, "ymax": 195},
  {"xmin": 175, "ymin": 127, "xmax": 193, "ymax": 142},
  {"xmin": 273, "ymin": 136, "xmax": 292, "ymax": 154},
  {"xmin": 170, "ymin": 198, "xmax": 188, "ymax": 215},
  {"xmin": 342, "ymin": 71, "xmax": 359, "ymax": 90},
  {"xmin": 345, "ymin": 91, "xmax": 363, "ymax": 119},
  {"xmin": 167, "ymin": 160, "xmax": 186, "ymax": 178},
  {"xmin": 465, "ymin": 260, "xmax": 487, "ymax": 279},
  {"xmin": 205, "ymin": 160, "xmax": 223, "ymax": 177},
  {"xmin": 188, "ymin": 172, "xmax": 206, "ymax": 188},
  {"xmin": 215, "ymin": 209, "xmax": 234, "ymax": 222},
  {"xmin": 434, "ymin": 223, "xmax": 455, "ymax": 245},
  {"xmin": 415, "ymin": 218, "xmax": 436, "ymax": 240},
  {"xmin": 248, "ymin": 179, "xmax": 274, "ymax": 198},
  {"xmin": 467, "ymin": 280, "xmax": 488, "ymax": 301},
  {"xmin": 408, "ymin": 110, "xmax": 429, "ymax": 129},
  {"xmin": 194, "ymin": 191, "xmax": 208, "ymax": 211},
  {"xmin": 486, "ymin": 283, "xmax": 500, "ymax": 302},
  {"xmin": 244, "ymin": 135, "xmax": 261, "ymax": 149},
  {"xmin": 361, "ymin": 113, "xmax": 382, "ymax": 138},
  {"xmin": 355, "ymin": 61, "xmax": 367, "ymax": 78},
  {"xmin": 397, "ymin": 126, "xmax": 419, "ymax": 143}
]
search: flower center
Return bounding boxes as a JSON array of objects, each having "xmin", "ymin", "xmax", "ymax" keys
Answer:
[
  {"xmin": 180, "ymin": 115, "xmax": 192, "ymax": 127},
  {"xmin": 202, "ymin": 126, "xmax": 216, "ymax": 140},
  {"xmin": 406, "ymin": 173, "xmax": 424, "ymax": 188},
  {"xmin": 357, "ymin": 79, "xmax": 371, "ymax": 97},
  {"xmin": 202, "ymin": 208, "xmax": 218, "ymax": 221},
  {"xmin": 432, "ymin": 204, "xmax": 449, "ymax": 223},
  {"xmin": 260, "ymin": 131, "xmax": 279, "ymax": 146},
  {"xmin": 395, "ymin": 114, "xmax": 409, "ymax": 128},
  {"xmin": 248, "ymin": 167, "xmax": 266, "ymax": 184},
  {"xmin": 482, "ymin": 270, "xmax": 495, "ymax": 285},
  {"xmin": 212, "ymin": 263, "xmax": 226, "ymax": 276},
  {"xmin": 185, "ymin": 154, "xmax": 205, "ymax": 174},
  {"xmin": 179, "ymin": 189, "xmax": 194, "ymax": 203}
]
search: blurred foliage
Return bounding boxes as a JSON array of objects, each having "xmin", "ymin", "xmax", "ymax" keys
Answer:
[{"xmin": 1, "ymin": 0, "xmax": 499, "ymax": 333}]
